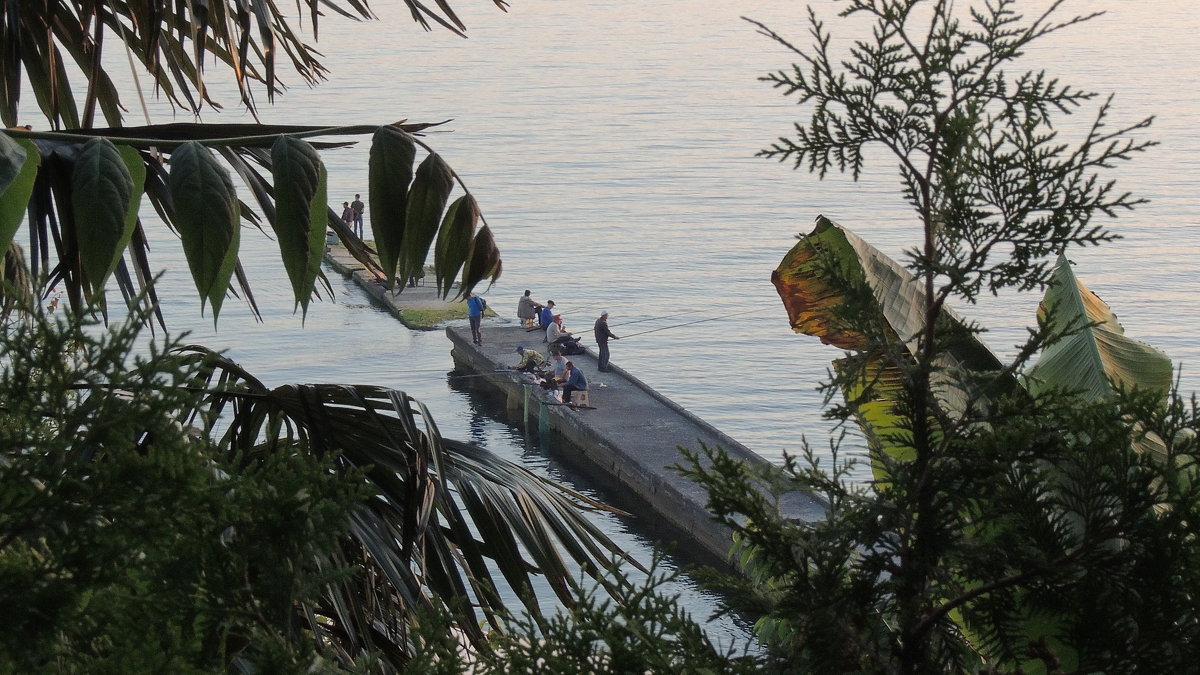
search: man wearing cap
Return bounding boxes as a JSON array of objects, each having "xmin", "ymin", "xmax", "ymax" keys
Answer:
[
  {"xmin": 547, "ymin": 314, "xmax": 582, "ymax": 353},
  {"xmin": 593, "ymin": 310, "xmax": 619, "ymax": 372},
  {"xmin": 510, "ymin": 345, "xmax": 548, "ymax": 373}
]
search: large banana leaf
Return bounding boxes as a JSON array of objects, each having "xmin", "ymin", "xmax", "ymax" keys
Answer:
[
  {"xmin": 1028, "ymin": 254, "xmax": 1173, "ymax": 468},
  {"xmin": 773, "ymin": 216, "xmax": 1005, "ymax": 473},
  {"xmin": 773, "ymin": 221, "xmax": 1178, "ymax": 672},
  {"xmin": 0, "ymin": 123, "xmax": 502, "ymax": 325},
  {"xmin": 174, "ymin": 346, "xmax": 639, "ymax": 662},
  {"xmin": 1027, "ymin": 254, "xmax": 1172, "ymax": 400}
]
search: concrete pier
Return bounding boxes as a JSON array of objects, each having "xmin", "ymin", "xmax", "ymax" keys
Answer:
[{"xmin": 447, "ymin": 324, "xmax": 827, "ymax": 562}]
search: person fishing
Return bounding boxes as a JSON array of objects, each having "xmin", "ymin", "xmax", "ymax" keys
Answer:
[
  {"xmin": 517, "ymin": 290, "xmax": 542, "ymax": 328},
  {"xmin": 593, "ymin": 310, "xmax": 619, "ymax": 372},
  {"xmin": 509, "ymin": 345, "xmax": 548, "ymax": 373},
  {"xmin": 547, "ymin": 315, "xmax": 583, "ymax": 354},
  {"xmin": 538, "ymin": 300, "xmax": 556, "ymax": 331},
  {"xmin": 560, "ymin": 360, "xmax": 588, "ymax": 406}
]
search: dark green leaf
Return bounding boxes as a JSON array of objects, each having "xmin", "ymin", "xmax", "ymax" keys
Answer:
[
  {"xmin": 72, "ymin": 138, "xmax": 141, "ymax": 298},
  {"xmin": 0, "ymin": 135, "xmax": 40, "ymax": 254},
  {"xmin": 434, "ymin": 194, "xmax": 478, "ymax": 299},
  {"xmin": 400, "ymin": 152, "xmax": 454, "ymax": 290},
  {"xmin": 368, "ymin": 126, "xmax": 416, "ymax": 288},
  {"xmin": 168, "ymin": 141, "xmax": 240, "ymax": 320},
  {"xmin": 271, "ymin": 135, "xmax": 327, "ymax": 316},
  {"xmin": 459, "ymin": 224, "xmax": 501, "ymax": 298}
]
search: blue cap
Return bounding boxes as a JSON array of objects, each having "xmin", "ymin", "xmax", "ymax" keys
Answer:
[{"xmin": 515, "ymin": 346, "xmax": 525, "ymax": 352}]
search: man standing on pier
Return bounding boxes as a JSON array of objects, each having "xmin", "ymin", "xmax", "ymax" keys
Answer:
[
  {"xmin": 466, "ymin": 292, "xmax": 486, "ymax": 345},
  {"xmin": 594, "ymin": 310, "xmax": 619, "ymax": 372},
  {"xmin": 350, "ymin": 193, "xmax": 365, "ymax": 237}
]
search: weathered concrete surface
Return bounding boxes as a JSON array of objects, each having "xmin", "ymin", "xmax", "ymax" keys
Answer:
[
  {"xmin": 448, "ymin": 324, "xmax": 828, "ymax": 563},
  {"xmin": 323, "ymin": 244, "xmax": 467, "ymax": 329}
]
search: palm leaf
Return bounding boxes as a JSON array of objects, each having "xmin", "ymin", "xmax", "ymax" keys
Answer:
[
  {"xmin": 71, "ymin": 138, "xmax": 142, "ymax": 299},
  {"xmin": 2, "ymin": 0, "xmax": 498, "ymax": 127},
  {"xmin": 270, "ymin": 135, "xmax": 327, "ymax": 316},
  {"xmin": 174, "ymin": 346, "xmax": 639, "ymax": 663},
  {"xmin": 2, "ymin": 120, "xmax": 484, "ymax": 324},
  {"xmin": 434, "ymin": 194, "xmax": 479, "ymax": 298},
  {"xmin": 168, "ymin": 141, "xmax": 241, "ymax": 320},
  {"xmin": 369, "ymin": 125, "xmax": 417, "ymax": 289},
  {"xmin": 0, "ymin": 135, "xmax": 39, "ymax": 254},
  {"xmin": 399, "ymin": 152, "xmax": 454, "ymax": 290}
]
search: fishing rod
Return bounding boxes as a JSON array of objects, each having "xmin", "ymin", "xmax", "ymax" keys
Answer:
[
  {"xmin": 618, "ymin": 306, "xmax": 771, "ymax": 340},
  {"xmin": 609, "ymin": 310, "xmax": 698, "ymax": 328},
  {"xmin": 445, "ymin": 370, "xmax": 523, "ymax": 380}
]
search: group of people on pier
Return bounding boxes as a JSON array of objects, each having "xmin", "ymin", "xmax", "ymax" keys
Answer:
[
  {"xmin": 508, "ymin": 290, "xmax": 621, "ymax": 406},
  {"xmin": 339, "ymin": 194, "xmax": 365, "ymax": 237}
]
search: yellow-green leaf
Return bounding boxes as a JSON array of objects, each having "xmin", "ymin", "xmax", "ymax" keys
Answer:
[
  {"xmin": 271, "ymin": 135, "xmax": 327, "ymax": 316},
  {"xmin": 1028, "ymin": 254, "xmax": 1172, "ymax": 400},
  {"xmin": 0, "ymin": 135, "xmax": 41, "ymax": 254},
  {"xmin": 169, "ymin": 141, "xmax": 240, "ymax": 320},
  {"xmin": 368, "ymin": 126, "xmax": 416, "ymax": 289}
]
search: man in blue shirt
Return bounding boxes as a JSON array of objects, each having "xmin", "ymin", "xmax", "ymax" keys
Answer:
[
  {"xmin": 538, "ymin": 300, "xmax": 556, "ymax": 332},
  {"xmin": 466, "ymin": 292, "xmax": 487, "ymax": 345},
  {"xmin": 561, "ymin": 360, "xmax": 588, "ymax": 406}
]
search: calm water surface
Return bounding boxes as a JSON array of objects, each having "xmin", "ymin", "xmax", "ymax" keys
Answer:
[{"xmin": 136, "ymin": 0, "xmax": 1199, "ymax": 641}]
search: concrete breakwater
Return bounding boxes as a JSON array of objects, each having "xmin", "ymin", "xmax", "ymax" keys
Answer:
[
  {"xmin": 447, "ymin": 325, "xmax": 827, "ymax": 562},
  {"xmin": 321, "ymin": 245, "xmax": 826, "ymax": 561}
]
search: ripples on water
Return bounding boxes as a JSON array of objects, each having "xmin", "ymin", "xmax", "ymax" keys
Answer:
[{"xmin": 120, "ymin": 0, "xmax": 1198, "ymax": 645}]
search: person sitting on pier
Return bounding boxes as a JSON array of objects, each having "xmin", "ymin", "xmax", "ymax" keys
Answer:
[
  {"xmin": 547, "ymin": 315, "xmax": 583, "ymax": 355},
  {"xmin": 549, "ymin": 350, "xmax": 568, "ymax": 382},
  {"xmin": 517, "ymin": 290, "xmax": 542, "ymax": 328},
  {"xmin": 560, "ymin": 360, "xmax": 588, "ymax": 407},
  {"xmin": 538, "ymin": 300, "xmax": 556, "ymax": 332},
  {"xmin": 509, "ymin": 345, "xmax": 548, "ymax": 373}
]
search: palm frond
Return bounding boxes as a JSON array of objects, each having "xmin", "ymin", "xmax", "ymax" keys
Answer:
[{"xmin": 172, "ymin": 345, "xmax": 640, "ymax": 659}]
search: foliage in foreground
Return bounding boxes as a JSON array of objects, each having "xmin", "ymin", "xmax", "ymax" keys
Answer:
[
  {"xmin": 682, "ymin": 1, "xmax": 1200, "ymax": 673},
  {"xmin": 402, "ymin": 557, "xmax": 763, "ymax": 675},
  {"xmin": 0, "ymin": 308, "xmax": 364, "ymax": 671},
  {"xmin": 0, "ymin": 301, "xmax": 648, "ymax": 671},
  {"xmin": 0, "ymin": 0, "xmax": 505, "ymax": 327}
]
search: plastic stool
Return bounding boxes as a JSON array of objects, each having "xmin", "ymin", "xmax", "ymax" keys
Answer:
[{"xmin": 571, "ymin": 390, "xmax": 591, "ymax": 407}]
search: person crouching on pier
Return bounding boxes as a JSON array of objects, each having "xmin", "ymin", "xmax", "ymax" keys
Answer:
[{"xmin": 510, "ymin": 345, "xmax": 548, "ymax": 373}]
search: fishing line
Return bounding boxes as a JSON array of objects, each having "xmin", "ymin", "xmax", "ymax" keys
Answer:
[
  {"xmin": 609, "ymin": 310, "xmax": 698, "ymax": 328},
  {"xmin": 446, "ymin": 370, "xmax": 523, "ymax": 380},
  {"xmin": 618, "ymin": 306, "xmax": 771, "ymax": 340}
]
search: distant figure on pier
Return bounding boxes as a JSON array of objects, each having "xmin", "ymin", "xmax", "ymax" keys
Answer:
[
  {"xmin": 538, "ymin": 300, "xmax": 556, "ymax": 331},
  {"xmin": 561, "ymin": 360, "xmax": 588, "ymax": 406},
  {"xmin": 593, "ymin": 310, "xmax": 619, "ymax": 372},
  {"xmin": 547, "ymin": 315, "xmax": 583, "ymax": 354},
  {"xmin": 340, "ymin": 201, "xmax": 354, "ymax": 231},
  {"xmin": 466, "ymin": 292, "xmax": 487, "ymax": 345},
  {"xmin": 517, "ymin": 290, "xmax": 542, "ymax": 328},
  {"xmin": 510, "ymin": 345, "xmax": 548, "ymax": 373},
  {"xmin": 351, "ymin": 193, "xmax": 365, "ymax": 237}
]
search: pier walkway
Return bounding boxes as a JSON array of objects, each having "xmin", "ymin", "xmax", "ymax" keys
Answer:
[
  {"xmin": 321, "ymin": 245, "xmax": 826, "ymax": 562},
  {"xmin": 447, "ymin": 325, "xmax": 826, "ymax": 562}
]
